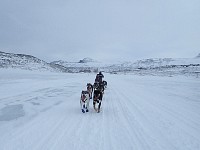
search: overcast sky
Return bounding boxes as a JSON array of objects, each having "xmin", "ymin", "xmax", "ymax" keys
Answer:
[{"xmin": 0, "ymin": 0, "xmax": 200, "ymax": 62}]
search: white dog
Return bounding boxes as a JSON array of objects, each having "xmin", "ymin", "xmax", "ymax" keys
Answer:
[
  {"xmin": 87, "ymin": 83, "xmax": 93, "ymax": 99},
  {"xmin": 80, "ymin": 91, "xmax": 90, "ymax": 113}
]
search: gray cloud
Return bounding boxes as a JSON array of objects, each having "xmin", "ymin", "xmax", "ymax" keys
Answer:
[{"xmin": 0, "ymin": 0, "xmax": 200, "ymax": 62}]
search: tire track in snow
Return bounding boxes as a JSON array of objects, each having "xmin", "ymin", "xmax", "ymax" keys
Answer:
[
  {"xmin": 130, "ymin": 90, "xmax": 200, "ymax": 149},
  {"xmin": 112, "ymin": 78, "xmax": 200, "ymax": 150},
  {"xmin": 107, "ymin": 76, "xmax": 178, "ymax": 150},
  {"xmin": 108, "ymin": 82, "xmax": 162, "ymax": 150},
  {"xmin": 1, "ymin": 74, "xmax": 199, "ymax": 150},
  {"xmin": 114, "ymin": 88, "xmax": 177, "ymax": 150},
  {"xmin": 106, "ymin": 87, "xmax": 138, "ymax": 150}
]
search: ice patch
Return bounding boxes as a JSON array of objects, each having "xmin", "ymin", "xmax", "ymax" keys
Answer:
[
  {"xmin": 31, "ymin": 102, "xmax": 40, "ymax": 105},
  {"xmin": 54, "ymin": 101, "xmax": 63, "ymax": 106},
  {"xmin": 0, "ymin": 104, "xmax": 25, "ymax": 121}
]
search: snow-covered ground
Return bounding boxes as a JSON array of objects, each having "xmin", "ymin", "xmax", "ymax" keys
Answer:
[{"xmin": 0, "ymin": 69, "xmax": 200, "ymax": 150}]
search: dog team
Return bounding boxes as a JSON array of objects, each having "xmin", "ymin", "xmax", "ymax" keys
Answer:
[{"xmin": 80, "ymin": 72, "xmax": 107, "ymax": 113}]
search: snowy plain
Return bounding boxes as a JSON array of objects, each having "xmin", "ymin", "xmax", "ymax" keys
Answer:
[{"xmin": 0, "ymin": 69, "xmax": 200, "ymax": 150}]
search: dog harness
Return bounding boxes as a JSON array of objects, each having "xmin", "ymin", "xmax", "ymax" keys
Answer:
[
  {"xmin": 81, "ymin": 94, "xmax": 87, "ymax": 102},
  {"xmin": 93, "ymin": 94, "xmax": 101, "ymax": 102}
]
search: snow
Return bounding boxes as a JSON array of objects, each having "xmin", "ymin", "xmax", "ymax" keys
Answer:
[
  {"xmin": 51, "ymin": 60, "xmax": 113, "ymax": 68},
  {"xmin": 1, "ymin": 51, "xmax": 200, "ymax": 76},
  {"xmin": 0, "ymin": 69, "xmax": 200, "ymax": 150}
]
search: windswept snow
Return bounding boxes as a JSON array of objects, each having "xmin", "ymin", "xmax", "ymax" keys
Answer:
[{"xmin": 0, "ymin": 69, "xmax": 200, "ymax": 150}]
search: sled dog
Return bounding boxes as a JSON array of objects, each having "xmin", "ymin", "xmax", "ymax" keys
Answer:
[
  {"xmin": 103, "ymin": 80, "xmax": 107, "ymax": 88},
  {"xmin": 80, "ymin": 91, "xmax": 90, "ymax": 113},
  {"xmin": 93, "ymin": 90, "xmax": 103, "ymax": 113},
  {"xmin": 87, "ymin": 83, "xmax": 93, "ymax": 99}
]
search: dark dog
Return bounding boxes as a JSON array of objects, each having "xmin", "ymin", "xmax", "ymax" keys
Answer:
[
  {"xmin": 93, "ymin": 90, "xmax": 103, "ymax": 113},
  {"xmin": 103, "ymin": 80, "xmax": 107, "ymax": 88},
  {"xmin": 93, "ymin": 81, "xmax": 105, "ymax": 113},
  {"xmin": 93, "ymin": 82, "xmax": 99, "ymax": 90}
]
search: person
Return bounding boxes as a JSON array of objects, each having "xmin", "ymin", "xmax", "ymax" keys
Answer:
[{"xmin": 95, "ymin": 71, "xmax": 104, "ymax": 83}]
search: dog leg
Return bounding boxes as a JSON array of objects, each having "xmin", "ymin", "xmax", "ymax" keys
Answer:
[
  {"xmin": 80, "ymin": 100, "xmax": 83, "ymax": 110},
  {"xmin": 82, "ymin": 109, "xmax": 85, "ymax": 113},
  {"xmin": 80, "ymin": 101, "xmax": 86, "ymax": 113},
  {"xmin": 90, "ymin": 92, "xmax": 93, "ymax": 99},
  {"xmin": 93, "ymin": 102, "xmax": 97, "ymax": 112},
  {"xmin": 86, "ymin": 101, "xmax": 89, "ymax": 112},
  {"xmin": 97, "ymin": 101, "xmax": 101, "ymax": 113}
]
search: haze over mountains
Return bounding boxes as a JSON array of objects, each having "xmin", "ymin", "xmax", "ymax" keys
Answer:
[{"xmin": 0, "ymin": 51, "xmax": 200, "ymax": 76}]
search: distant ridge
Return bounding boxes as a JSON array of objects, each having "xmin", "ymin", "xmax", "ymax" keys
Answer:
[
  {"xmin": 79, "ymin": 58, "xmax": 96, "ymax": 63},
  {"xmin": 0, "ymin": 51, "xmax": 200, "ymax": 76},
  {"xmin": 0, "ymin": 51, "xmax": 66, "ymax": 72},
  {"xmin": 196, "ymin": 53, "xmax": 200, "ymax": 58}
]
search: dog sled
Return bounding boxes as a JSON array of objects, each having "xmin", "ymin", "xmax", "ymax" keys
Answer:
[{"xmin": 80, "ymin": 72, "xmax": 106, "ymax": 113}]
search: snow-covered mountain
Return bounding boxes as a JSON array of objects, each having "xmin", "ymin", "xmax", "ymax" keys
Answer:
[
  {"xmin": 105, "ymin": 58, "xmax": 200, "ymax": 76},
  {"xmin": 50, "ymin": 58, "xmax": 109, "ymax": 73},
  {"xmin": 78, "ymin": 57, "xmax": 96, "ymax": 63},
  {"xmin": 196, "ymin": 53, "xmax": 200, "ymax": 58},
  {"xmin": 0, "ymin": 51, "xmax": 66, "ymax": 72},
  {"xmin": 51, "ymin": 58, "xmax": 103, "ymax": 67},
  {"xmin": 50, "ymin": 57, "xmax": 200, "ymax": 76},
  {"xmin": 108, "ymin": 58, "xmax": 200, "ymax": 70},
  {"xmin": 1, "ymin": 51, "xmax": 200, "ymax": 76}
]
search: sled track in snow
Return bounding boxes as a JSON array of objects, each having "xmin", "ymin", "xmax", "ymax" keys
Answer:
[{"xmin": 0, "ymin": 74, "xmax": 200, "ymax": 150}]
